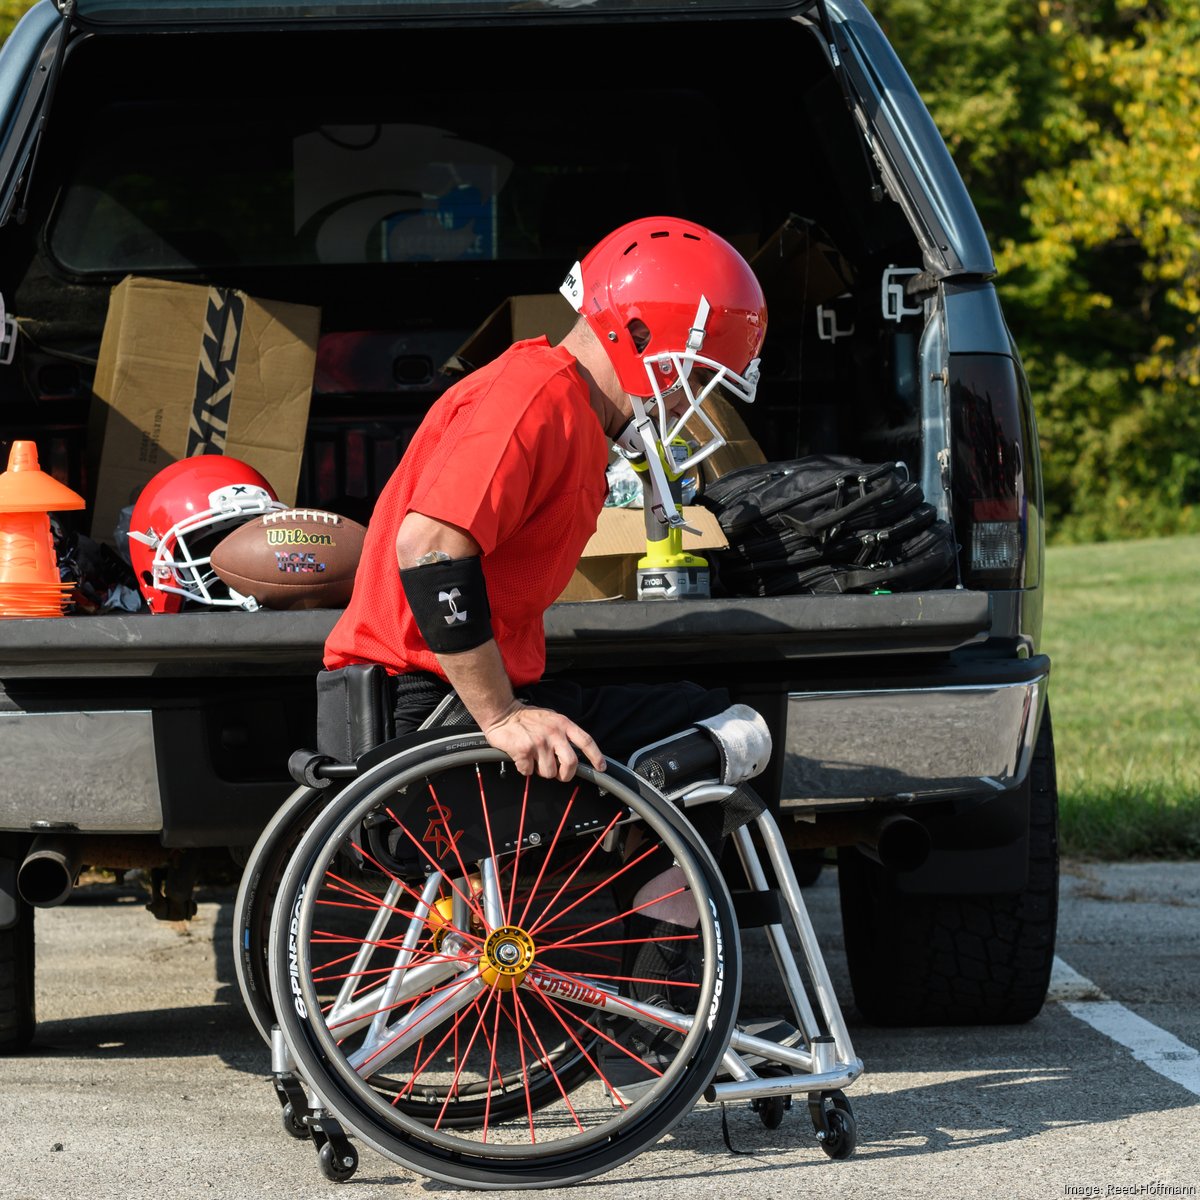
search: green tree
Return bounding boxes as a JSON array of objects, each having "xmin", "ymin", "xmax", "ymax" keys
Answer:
[
  {"xmin": 873, "ymin": 0, "xmax": 1200, "ymax": 541},
  {"xmin": 1001, "ymin": 0, "xmax": 1200, "ymax": 540},
  {"xmin": 1, "ymin": 1, "xmax": 38, "ymax": 43}
]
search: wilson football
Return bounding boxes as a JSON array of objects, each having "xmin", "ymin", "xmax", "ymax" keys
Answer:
[{"xmin": 211, "ymin": 508, "xmax": 367, "ymax": 610}]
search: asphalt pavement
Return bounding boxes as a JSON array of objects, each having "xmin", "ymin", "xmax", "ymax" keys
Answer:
[{"xmin": 2, "ymin": 860, "xmax": 1198, "ymax": 1200}]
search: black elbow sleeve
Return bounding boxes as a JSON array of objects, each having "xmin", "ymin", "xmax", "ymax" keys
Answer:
[{"xmin": 399, "ymin": 555, "xmax": 494, "ymax": 654}]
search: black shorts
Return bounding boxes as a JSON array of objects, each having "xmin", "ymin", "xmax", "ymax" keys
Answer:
[{"xmin": 391, "ymin": 672, "xmax": 731, "ymax": 764}]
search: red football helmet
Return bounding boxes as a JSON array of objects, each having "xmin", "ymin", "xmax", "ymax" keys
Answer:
[
  {"xmin": 127, "ymin": 456, "xmax": 286, "ymax": 613},
  {"xmin": 560, "ymin": 216, "xmax": 767, "ymax": 478}
]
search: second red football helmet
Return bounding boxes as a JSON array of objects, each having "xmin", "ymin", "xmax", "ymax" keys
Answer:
[{"xmin": 127, "ymin": 456, "xmax": 286, "ymax": 613}]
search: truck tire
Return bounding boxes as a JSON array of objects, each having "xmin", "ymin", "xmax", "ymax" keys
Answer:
[
  {"xmin": 0, "ymin": 896, "xmax": 35, "ymax": 1054},
  {"xmin": 789, "ymin": 848, "xmax": 826, "ymax": 888},
  {"xmin": 837, "ymin": 707, "xmax": 1058, "ymax": 1026}
]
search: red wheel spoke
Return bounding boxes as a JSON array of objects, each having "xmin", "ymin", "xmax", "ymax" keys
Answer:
[
  {"xmin": 328, "ymin": 971, "xmax": 473, "ymax": 1035},
  {"xmin": 409, "ymin": 780, "xmax": 491, "ymax": 932},
  {"xmin": 527, "ymin": 978, "xmax": 684, "ymax": 1072},
  {"xmin": 311, "ymin": 944, "xmax": 474, "ymax": 999},
  {"xmin": 507, "ymin": 775, "xmax": 532, "ymax": 920},
  {"xmin": 507, "ymin": 988, "xmax": 539, "ymax": 1142},
  {"xmin": 537, "ymin": 945, "xmax": 621, "ymax": 966},
  {"xmin": 525, "ymin": 807, "xmax": 624, "ymax": 936},
  {"xmin": 319, "ymin": 855, "xmax": 485, "ymax": 953},
  {"xmin": 393, "ymin": 993, "xmax": 490, "ymax": 1104},
  {"xmin": 385, "ymin": 803, "xmax": 490, "ymax": 935},
  {"xmin": 319, "ymin": 873, "xmax": 428, "ymax": 925},
  {"xmin": 509, "ymin": 987, "xmax": 585, "ymax": 1133},
  {"xmin": 518, "ymin": 984, "xmax": 632, "ymax": 1110},
  {"xmin": 515, "ymin": 787, "xmax": 578, "ymax": 928},
  {"xmin": 479, "ymin": 984, "xmax": 507, "ymax": 1142},
  {"xmin": 527, "ymin": 841, "xmax": 665, "ymax": 940},
  {"xmin": 536, "ymin": 883, "xmax": 692, "ymax": 953},
  {"xmin": 532, "ymin": 962, "xmax": 691, "ymax": 1041},
  {"xmin": 474, "ymin": 766, "xmax": 504, "ymax": 927},
  {"xmin": 355, "ymin": 972, "xmax": 481, "ymax": 1064},
  {"xmin": 432, "ymin": 985, "xmax": 501, "ymax": 1130}
]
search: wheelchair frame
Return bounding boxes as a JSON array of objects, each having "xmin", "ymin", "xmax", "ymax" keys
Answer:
[{"xmin": 235, "ymin": 729, "xmax": 863, "ymax": 1189}]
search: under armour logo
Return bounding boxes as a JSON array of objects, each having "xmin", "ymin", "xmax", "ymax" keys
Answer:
[{"xmin": 439, "ymin": 588, "xmax": 467, "ymax": 625}]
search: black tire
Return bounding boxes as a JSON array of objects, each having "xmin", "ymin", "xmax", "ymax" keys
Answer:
[
  {"xmin": 837, "ymin": 707, "xmax": 1058, "ymax": 1026},
  {"xmin": 242, "ymin": 741, "xmax": 598, "ymax": 1128},
  {"xmin": 281, "ymin": 1102, "xmax": 311, "ymax": 1140},
  {"xmin": 234, "ymin": 783, "xmax": 331, "ymax": 1044},
  {"xmin": 268, "ymin": 739, "xmax": 742, "ymax": 1190},
  {"xmin": 0, "ymin": 890, "xmax": 35, "ymax": 1055},
  {"xmin": 789, "ymin": 848, "xmax": 825, "ymax": 889},
  {"xmin": 819, "ymin": 1107, "xmax": 856, "ymax": 1160},
  {"xmin": 317, "ymin": 1138, "xmax": 358, "ymax": 1183},
  {"xmin": 757, "ymin": 1094, "xmax": 786, "ymax": 1130}
]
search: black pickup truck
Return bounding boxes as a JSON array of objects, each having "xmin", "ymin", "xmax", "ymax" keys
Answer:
[{"xmin": 0, "ymin": 0, "xmax": 1055, "ymax": 1052}]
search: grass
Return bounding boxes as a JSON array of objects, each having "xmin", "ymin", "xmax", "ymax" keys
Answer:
[{"xmin": 1042, "ymin": 534, "xmax": 1200, "ymax": 860}]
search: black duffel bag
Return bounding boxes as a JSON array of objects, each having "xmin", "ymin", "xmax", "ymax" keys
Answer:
[{"xmin": 700, "ymin": 454, "xmax": 959, "ymax": 596}]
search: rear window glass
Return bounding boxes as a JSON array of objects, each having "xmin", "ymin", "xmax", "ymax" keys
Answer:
[{"xmin": 47, "ymin": 91, "xmax": 755, "ymax": 274}]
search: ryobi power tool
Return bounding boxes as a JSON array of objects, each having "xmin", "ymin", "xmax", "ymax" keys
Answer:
[{"xmin": 617, "ymin": 418, "xmax": 711, "ymax": 601}]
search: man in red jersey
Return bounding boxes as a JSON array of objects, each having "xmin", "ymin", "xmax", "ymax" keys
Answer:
[{"xmin": 325, "ymin": 216, "xmax": 768, "ymax": 784}]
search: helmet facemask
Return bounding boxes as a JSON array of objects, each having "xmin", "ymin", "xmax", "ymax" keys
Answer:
[
  {"xmin": 636, "ymin": 300, "xmax": 761, "ymax": 479},
  {"xmin": 130, "ymin": 482, "xmax": 283, "ymax": 611},
  {"xmin": 625, "ymin": 297, "xmax": 761, "ymax": 524}
]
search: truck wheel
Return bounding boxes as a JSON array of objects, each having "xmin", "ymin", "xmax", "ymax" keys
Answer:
[
  {"xmin": 789, "ymin": 848, "xmax": 825, "ymax": 888},
  {"xmin": 837, "ymin": 707, "xmax": 1058, "ymax": 1026},
  {"xmin": 0, "ymin": 896, "xmax": 35, "ymax": 1054}
]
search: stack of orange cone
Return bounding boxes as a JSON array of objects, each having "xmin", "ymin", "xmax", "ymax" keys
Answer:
[{"xmin": 0, "ymin": 441, "xmax": 86, "ymax": 619}]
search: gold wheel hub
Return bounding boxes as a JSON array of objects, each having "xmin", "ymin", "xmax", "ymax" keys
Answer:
[{"xmin": 480, "ymin": 925, "xmax": 536, "ymax": 991}]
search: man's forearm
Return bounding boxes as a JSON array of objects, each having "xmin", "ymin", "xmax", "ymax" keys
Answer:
[
  {"xmin": 432, "ymin": 640, "xmax": 523, "ymax": 731},
  {"xmin": 393, "ymin": 509, "xmax": 604, "ymax": 779}
]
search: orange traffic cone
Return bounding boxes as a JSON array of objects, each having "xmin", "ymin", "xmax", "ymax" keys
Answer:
[{"xmin": 0, "ymin": 441, "xmax": 85, "ymax": 619}]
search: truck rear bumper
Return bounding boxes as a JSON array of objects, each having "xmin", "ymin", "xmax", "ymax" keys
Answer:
[
  {"xmin": 0, "ymin": 591, "xmax": 1013, "ymax": 840},
  {"xmin": 782, "ymin": 653, "xmax": 1048, "ymax": 808},
  {"xmin": 0, "ymin": 710, "xmax": 162, "ymax": 832}
]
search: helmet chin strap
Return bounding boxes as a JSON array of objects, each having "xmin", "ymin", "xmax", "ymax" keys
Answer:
[{"xmin": 614, "ymin": 414, "xmax": 700, "ymax": 535}]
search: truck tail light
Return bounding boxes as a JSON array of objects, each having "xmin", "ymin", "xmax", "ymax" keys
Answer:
[
  {"xmin": 970, "ymin": 518, "xmax": 1022, "ymax": 574},
  {"xmin": 949, "ymin": 354, "xmax": 1040, "ymax": 590}
]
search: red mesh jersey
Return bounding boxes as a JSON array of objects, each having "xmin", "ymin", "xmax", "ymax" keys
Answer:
[{"xmin": 324, "ymin": 337, "xmax": 609, "ymax": 687}]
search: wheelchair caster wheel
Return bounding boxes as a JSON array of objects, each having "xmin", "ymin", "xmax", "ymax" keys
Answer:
[
  {"xmin": 318, "ymin": 1139, "xmax": 359, "ymax": 1183},
  {"xmin": 809, "ymin": 1090, "xmax": 856, "ymax": 1160},
  {"xmin": 273, "ymin": 1072, "xmax": 312, "ymax": 1140},
  {"xmin": 751, "ymin": 1067, "xmax": 792, "ymax": 1130},
  {"xmin": 281, "ymin": 1101, "xmax": 310, "ymax": 1140},
  {"xmin": 755, "ymin": 1094, "xmax": 787, "ymax": 1130}
]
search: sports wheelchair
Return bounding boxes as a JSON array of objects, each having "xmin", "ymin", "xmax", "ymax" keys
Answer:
[{"xmin": 234, "ymin": 685, "xmax": 863, "ymax": 1190}]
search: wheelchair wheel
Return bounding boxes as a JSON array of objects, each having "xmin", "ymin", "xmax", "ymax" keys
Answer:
[
  {"xmin": 237, "ymin": 738, "xmax": 597, "ymax": 1126},
  {"xmin": 268, "ymin": 736, "xmax": 741, "ymax": 1189},
  {"xmin": 235, "ymin": 783, "xmax": 332, "ymax": 1044}
]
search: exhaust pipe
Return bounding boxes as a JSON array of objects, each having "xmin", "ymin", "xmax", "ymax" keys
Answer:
[
  {"xmin": 17, "ymin": 835, "xmax": 83, "ymax": 908},
  {"xmin": 857, "ymin": 814, "xmax": 931, "ymax": 873}
]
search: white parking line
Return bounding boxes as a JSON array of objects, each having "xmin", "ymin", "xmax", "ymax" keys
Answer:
[{"xmin": 1051, "ymin": 956, "xmax": 1200, "ymax": 1097}]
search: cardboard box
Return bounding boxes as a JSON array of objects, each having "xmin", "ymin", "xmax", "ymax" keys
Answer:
[
  {"xmin": 89, "ymin": 276, "xmax": 321, "ymax": 543},
  {"xmin": 689, "ymin": 393, "xmax": 767, "ymax": 484},
  {"xmin": 750, "ymin": 215, "xmax": 855, "ymax": 322},
  {"xmin": 555, "ymin": 506, "xmax": 728, "ymax": 603},
  {"xmin": 441, "ymin": 293, "xmax": 576, "ymax": 378}
]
